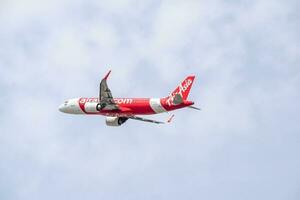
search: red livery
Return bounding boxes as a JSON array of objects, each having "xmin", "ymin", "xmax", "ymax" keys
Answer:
[{"xmin": 59, "ymin": 71, "xmax": 200, "ymax": 126}]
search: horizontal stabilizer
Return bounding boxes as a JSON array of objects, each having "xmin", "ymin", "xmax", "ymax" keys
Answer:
[{"xmin": 188, "ymin": 106, "xmax": 201, "ymax": 111}]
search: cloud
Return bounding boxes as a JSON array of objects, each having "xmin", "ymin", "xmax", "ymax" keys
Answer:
[{"xmin": 0, "ymin": 0, "xmax": 299, "ymax": 199}]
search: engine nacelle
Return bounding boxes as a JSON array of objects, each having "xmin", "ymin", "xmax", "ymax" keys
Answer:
[{"xmin": 105, "ymin": 117, "xmax": 128, "ymax": 126}]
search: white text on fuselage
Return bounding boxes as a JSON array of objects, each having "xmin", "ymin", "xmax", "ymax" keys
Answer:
[{"xmin": 80, "ymin": 98, "xmax": 133, "ymax": 104}]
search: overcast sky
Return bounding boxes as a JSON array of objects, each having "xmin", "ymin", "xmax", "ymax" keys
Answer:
[{"xmin": 0, "ymin": 0, "xmax": 299, "ymax": 199}]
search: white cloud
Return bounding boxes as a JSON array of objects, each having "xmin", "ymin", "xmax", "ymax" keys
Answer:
[{"xmin": 0, "ymin": 0, "xmax": 299, "ymax": 199}]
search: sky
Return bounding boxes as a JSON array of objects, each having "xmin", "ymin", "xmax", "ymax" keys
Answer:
[{"xmin": 0, "ymin": 0, "xmax": 299, "ymax": 199}]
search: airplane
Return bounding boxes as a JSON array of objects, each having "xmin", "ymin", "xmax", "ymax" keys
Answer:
[{"xmin": 58, "ymin": 70, "xmax": 200, "ymax": 126}]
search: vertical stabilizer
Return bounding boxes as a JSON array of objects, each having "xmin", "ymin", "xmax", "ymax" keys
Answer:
[
  {"xmin": 170, "ymin": 76, "xmax": 195, "ymax": 100},
  {"xmin": 165, "ymin": 75, "xmax": 195, "ymax": 106}
]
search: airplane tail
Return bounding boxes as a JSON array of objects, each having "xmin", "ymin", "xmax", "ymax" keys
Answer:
[{"xmin": 168, "ymin": 75, "xmax": 195, "ymax": 102}]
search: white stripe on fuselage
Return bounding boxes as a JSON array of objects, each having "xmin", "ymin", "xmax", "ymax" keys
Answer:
[
  {"xmin": 84, "ymin": 102, "xmax": 99, "ymax": 113},
  {"xmin": 149, "ymin": 98, "xmax": 167, "ymax": 114}
]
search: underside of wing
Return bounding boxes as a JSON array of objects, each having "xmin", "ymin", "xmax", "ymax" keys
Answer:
[
  {"xmin": 99, "ymin": 70, "xmax": 119, "ymax": 111},
  {"xmin": 128, "ymin": 116, "xmax": 165, "ymax": 124}
]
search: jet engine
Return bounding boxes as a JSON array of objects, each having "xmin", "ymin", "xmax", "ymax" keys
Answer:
[{"xmin": 105, "ymin": 117, "xmax": 128, "ymax": 126}]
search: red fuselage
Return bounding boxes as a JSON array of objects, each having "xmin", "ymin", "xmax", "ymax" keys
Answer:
[
  {"xmin": 59, "ymin": 72, "xmax": 198, "ymax": 126},
  {"xmin": 59, "ymin": 97, "xmax": 194, "ymax": 117}
]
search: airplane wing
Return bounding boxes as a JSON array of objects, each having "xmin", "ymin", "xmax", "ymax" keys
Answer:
[
  {"xmin": 128, "ymin": 115, "xmax": 175, "ymax": 124},
  {"xmin": 99, "ymin": 70, "xmax": 119, "ymax": 110},
  {"xmin": 128, "ymin": 116, "xmax": 165, "ymax": 124}
]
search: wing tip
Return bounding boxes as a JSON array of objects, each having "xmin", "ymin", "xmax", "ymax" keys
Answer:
[
  {"xmin": 103, "ymin": 70, "xmax": 112, "ymax": 80},
  {"xmin": 167, "ymin": 114, "xmax": 175, "ymax": 123}
]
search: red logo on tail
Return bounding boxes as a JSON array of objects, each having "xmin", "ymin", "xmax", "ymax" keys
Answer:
[{"xmin": 166, "ymin": 76, "xmax": 195, "ymax": 106}]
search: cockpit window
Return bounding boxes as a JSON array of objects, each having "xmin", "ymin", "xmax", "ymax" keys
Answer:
[{"xmin": 64, "ymin": 101, "xmax": 68, "ymax": 106}]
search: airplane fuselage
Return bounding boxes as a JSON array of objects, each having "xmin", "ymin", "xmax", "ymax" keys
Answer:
[
  {"xmin": 59, "ymin": 71, "xmax": 198, "ymax": 126},
  {"xmin": 59, "ymin": 97, "xmax": 194, "ymax": 117}
]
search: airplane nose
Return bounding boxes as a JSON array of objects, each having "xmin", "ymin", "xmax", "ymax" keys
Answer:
[{"xmin": 58, "ymin": 104, "xmax": 65, "ymax": 112}]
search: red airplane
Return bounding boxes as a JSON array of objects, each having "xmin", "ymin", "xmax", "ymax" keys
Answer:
[{"xmin": 59, "ymin": 70, "xmax": 200, "ymax": 126}]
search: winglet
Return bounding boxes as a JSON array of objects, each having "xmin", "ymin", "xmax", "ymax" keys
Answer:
[
  {"xmin": 103, "ymin": 70, "xmax": 112, "ymax": 80},
  {"xmin": 167, "ymin": 114, "xmax": 175, "ymax": 123}
]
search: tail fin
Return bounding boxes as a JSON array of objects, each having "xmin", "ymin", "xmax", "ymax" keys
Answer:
[{"xmin": 170, "ymin": 75, "xmax": 195, "ymax": 100}]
